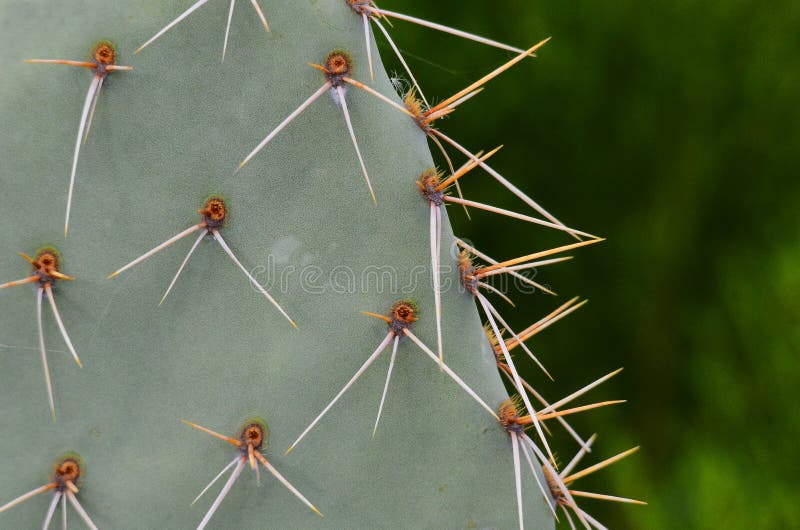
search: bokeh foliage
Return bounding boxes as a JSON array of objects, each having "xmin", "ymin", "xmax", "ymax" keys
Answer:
[{"xmin": 386, "ymin": 0, "xmax": 800, "ymax": 528}]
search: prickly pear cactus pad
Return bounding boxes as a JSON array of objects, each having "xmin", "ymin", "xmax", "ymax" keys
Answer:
[{"xmin": 0, "ymin": 1, "xmax": 636, "ymax": 529}]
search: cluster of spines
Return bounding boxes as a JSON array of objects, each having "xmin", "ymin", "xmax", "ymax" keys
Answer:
[{"xmin": 0, "ymin": 1, "xmax": 641, "ymax": 528}]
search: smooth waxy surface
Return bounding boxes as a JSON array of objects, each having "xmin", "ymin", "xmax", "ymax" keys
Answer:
[{"xmin": 0, "ymin": 1, "xmax": 553, "ymax": 527}]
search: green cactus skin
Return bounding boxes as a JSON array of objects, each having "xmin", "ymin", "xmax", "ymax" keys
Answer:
[{"xmin": 0, "ymin": 1, "xmax": 558, "ymax": 528}]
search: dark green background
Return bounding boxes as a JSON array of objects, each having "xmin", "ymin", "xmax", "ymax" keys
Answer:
[{"xmin": 384, "ymin": 1, "xmax": 799, "ymax": 528}]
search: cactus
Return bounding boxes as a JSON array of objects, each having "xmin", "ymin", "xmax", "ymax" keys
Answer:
[{"xmin": 0, "ymin": 1, "xmax": 639, "ymax": 528}]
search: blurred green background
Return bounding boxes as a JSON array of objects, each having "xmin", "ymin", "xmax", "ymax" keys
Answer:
[{"xmin": 383, "ymin": 1, "xmax": 799, "ymax": 528}]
